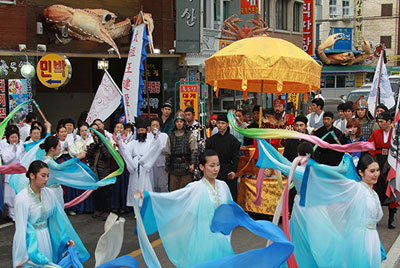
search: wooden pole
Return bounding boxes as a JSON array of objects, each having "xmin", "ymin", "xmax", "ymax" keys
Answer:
[
  {"xmin": 259, "ymin": 80, "xmax": 263, "ymax": 128},
  {"xmin": 374, "ymin": 52, "xmax": 384, "ymax": 117},
  {"xmin": 144, "ymin": 58, "xmax": 151, "ymax": 116}
]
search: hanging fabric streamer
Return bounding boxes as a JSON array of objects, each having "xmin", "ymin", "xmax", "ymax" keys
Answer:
[{"xmin": 227, "ymin": 111, "xmax": 374, "ymax": 153}]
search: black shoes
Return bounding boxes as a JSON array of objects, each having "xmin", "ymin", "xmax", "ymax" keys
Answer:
[{"xmin": 388, "ymin": 208, "xmax": 396, "ymax": 229}]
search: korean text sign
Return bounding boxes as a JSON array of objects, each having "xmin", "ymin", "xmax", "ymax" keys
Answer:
[
  {"xmin": 37, "ymin": 54, "xmax": 71, "ymax": 88},
  {"xmin": 176, "ymin": 0, "xmax": 201, "ymax": 53},
  {"xmin": 180, "ymin": 84, "xmax": 199, "ymax": 120},
  {"xmin": 241, "ymin": 0, "xmax": 259, "ymax": 14},
  {"xmin": 122, "ymin": 24, "xmax": 145, "ymax": 123},
  {"xmin": 333, "ymin": 27, "xmax": 353, "ymax": 50},
  {"xmin": 303, "ymin": 0, "xmax": 314, "ymax": 55},
  {"xmin": 0, "ymin": 80, "xmax": 6, "ymax": 119}
]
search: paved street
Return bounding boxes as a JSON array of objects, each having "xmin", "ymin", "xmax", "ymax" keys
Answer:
[{"xmin": 1, "ymin": 207, "xmax": 400, "ymax": 267}]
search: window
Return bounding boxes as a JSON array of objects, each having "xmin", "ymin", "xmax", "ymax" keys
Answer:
[
  {"xmin": 264, "ymin": 0, "xmax": 270, "ymax": 26},
  {"xmin": 293, "ymin": 2, "xmax": 302, "ymax": 32},
  {"xmin": 336, "ymin": 75, "xmax": 346, "ymax": 87},
  {"xmin": 381, "ymin": 4, "xmax": 393, "ymax": 16},
  {"xmin": 276, "ymin": 0, "xmax": 288, "ymax": 30},
  {"xmin": 326, "ymin": 76, "xmax": 335, "ymax": 88},
  {"xmin": 342, "ymin": 0, "xmax": 350, "ymax": 16},
  {"xmin": 381, "ymin": 36, "xmax": 392, "ymax": 49},
  {"xmin": 329, "ymin": 0, "xmax": 338, "ymax": 16},
  {"xmin": 214, "ymin": 0, "xmax": 220, "ymax": 22},
  {"xmin": 223, "ymin": 0, "xmax": 230, "ymax": 20}
]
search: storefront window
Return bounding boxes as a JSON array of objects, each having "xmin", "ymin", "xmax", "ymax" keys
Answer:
[
  {"xmin": 325, "ymin": 75, "xmax": 335, "ymax": 88},
  {"xmin": 336, "ymin": 75, "xmax": 346, "ymax": 87}
]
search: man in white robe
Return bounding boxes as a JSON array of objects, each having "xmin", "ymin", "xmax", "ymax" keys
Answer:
[
  {"xmin": 118, "ymin": 117, "xmax": 162, "ymax": 206},
  {"xmin": 147, "ymin": 118, "xmax": 169, "ymax": 192}
]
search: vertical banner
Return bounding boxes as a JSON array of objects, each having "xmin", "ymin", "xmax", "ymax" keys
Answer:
[
  {"xmin": 354, "ymin": 0, "xmax": 363, "ymax": 46},
  {"xmin": 303, "ymin": 0, "xmax": 314, "ymax": 55},
  {"xmin": 122, "ymin": 24, "xmax": 145, "ymax": 123},
  {"xmin": 176, "ymin": 0, "xmax": 200, "ymax": 53},
  {"xmin": 240, "ymin": 0, "xmax": 259, "ymax": 14},
  {"xmin": 8, "ymin": 79, "xmax": 32, "ymax": 126},
  {"xmin": 141, "ymin": 58, "xmax": 163, "ymax": 116},
  {"xmin": 0, "ymin": 80, "xmax": 7, "ymax": 120},
  {"xmin": 180, "ymin": 84, "xmax": 199, "ymax": 120}
]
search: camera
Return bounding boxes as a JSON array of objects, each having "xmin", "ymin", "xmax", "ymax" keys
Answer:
[{"xmin": 348, "ymin": 129, "xmax": 353, "ymax": 134}]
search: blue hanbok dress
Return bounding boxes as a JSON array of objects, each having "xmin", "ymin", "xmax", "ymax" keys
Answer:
[
  {"xmin": 12, "ymin": 185, "xmax": 89, "ymax": 267},
  {"xmin": 257, "ymin": 139, "xmax": 385, "ymax": 268}
]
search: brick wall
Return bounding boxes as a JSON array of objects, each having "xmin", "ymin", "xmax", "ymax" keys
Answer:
[{"xmin": 0, "ymin": 3, "xmax": 27, "ymax": 49}]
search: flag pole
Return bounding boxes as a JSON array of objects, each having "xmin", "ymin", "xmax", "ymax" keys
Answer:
[
  {"xmin": 104, "ymin": 69, "xmax": 123, "ymax": 96},
  {"xmin": 374, "ymin": 52, "xmax": 384, "ymax": 117}
]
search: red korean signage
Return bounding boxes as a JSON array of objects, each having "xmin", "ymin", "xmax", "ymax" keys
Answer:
[
  {"xmin": 37, "ymin": 54, "xmax": 72, "ymax": 88},
  {"xmin": 0, "ymin": 80, "xmax": 6, "ymax": 119},
  {"xmin": 303, "ymin": 0, "xmax": 314, "ymax": 55},
  {"xmin": 180, "ymin": 84, "xmax": 199, "ymax": 120},
  {"xmin": 241, "ymin": 0, "xmax": 259, "ymax": 14}
]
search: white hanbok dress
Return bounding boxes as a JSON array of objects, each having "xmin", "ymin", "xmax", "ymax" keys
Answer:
[
  {"xmin": 13, "ymin": 186, "xmax": 89, "ymax": 268},
  {"xmin": 1, "ymin": 140, "xmax": 24, "ymax": 220}
]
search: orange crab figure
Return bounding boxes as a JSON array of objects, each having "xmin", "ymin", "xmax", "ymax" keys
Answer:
[
  {"xmin": 221, "ymin": 14, "xmax": 269, "ymax": 40},
  {"xmin": 43, "ymin": 5, "xmax": 132, "ymax": 58}
]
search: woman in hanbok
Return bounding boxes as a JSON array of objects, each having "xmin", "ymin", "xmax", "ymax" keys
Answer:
[
  {"xmin": 256, "ymin": 139, "xmax": 385, "ymax": 268},
  {"xmin": 138, "ymin": 149, "xmax": 234, "ymax": 267},
  {"xmin": 40, "ymin": 136, "xmax": 86, "ymax": 206},
  {"xmin": 69, "ymin": 122, "xmax": 94, "ymax": 214},
  {"xmin": 13, "ymin": 160, "xmax": 89, "ymax": 268},
  {"xmin": 1, "ymin": 127, "xmax": 24, "ymax": 220}
]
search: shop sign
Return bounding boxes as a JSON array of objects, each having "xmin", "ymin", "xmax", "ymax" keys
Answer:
[
  {"xmin": 8, "ymin": 79, "xmax": 32, "ymax": 125},
  {"xmin": 332, "ymin": 27, "xmax": 353, "ymax": 50},
  {"xmin": 241, "ymin": 0, "xmax": 259, "ymax": 14},
  {"xmin": 354, "ymin": 0, "xmax": 363, "ymax": 46},
  {"xmin": 141, "ymin": 58, "xmax": 163, "ymax": 115},
  {"xmin": 176, "ymin": 0, "xmax": 201, "ymax": 53},
  {"xmin": 303, "ymin": 0, "xmax": 314, "ymax": 55},
  {"xmin": 0, "ymin": 58, "xmax": 34, "ymax": 79},
  {"xmin": 180, "ymin": 84, "xmax": 199, "ymax": 120},
  {"xmin": 37, "ymin": 54, "xmax": 71, "ymax": 89},
  {"xmin": 0, "ymin": 80, "xmax": 7, "ymax": 119}
]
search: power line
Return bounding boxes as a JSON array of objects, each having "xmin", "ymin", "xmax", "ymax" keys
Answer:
[{"xmin": 316, "ymin": 15, "xmax": 400, "ymax": 23}]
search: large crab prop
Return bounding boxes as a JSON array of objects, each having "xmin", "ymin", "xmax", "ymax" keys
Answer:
[
  {"xmin": 221, "ymin": 14, "xmax": 269, "ymax": 40},
  {"xmin": 317, "ymin": 33, "xmax": 372, "ymax": 66},
  {"xmin": 43, "ymin": 5, "xmax": 133, "ymax": 58}
]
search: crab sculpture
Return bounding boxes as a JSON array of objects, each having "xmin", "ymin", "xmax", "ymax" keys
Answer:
[
  {"xmin": 43, "ymin": 5, "xmax": 133, "ymax": 58},
  {"xmin": 317, "ymin": 33, "xmax": 372, "ymax": 66},
  {"xmin": 221, "ymin": 14, "xmax": 269, "ymax": 40}
]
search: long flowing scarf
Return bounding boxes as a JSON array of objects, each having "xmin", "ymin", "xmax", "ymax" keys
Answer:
[
  {"xmin": 64, "ymin": 129, "xmax": 125, "ymax": 208},
  {"xmin": 228, "ymin": 111, "xmax": 374, "ymax": 152}
]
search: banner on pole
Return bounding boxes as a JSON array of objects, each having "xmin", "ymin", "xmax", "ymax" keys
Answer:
[
  {"xmin": 8, "ymin": 79, "xmax": 32, "ymax": 126},
  {"xmin": 0, "ymin": 80, "xmax": 7, "ymax": 120},
  {"xmin": 86, "ymin": 72, "xmax": 122, "ymax": 125},
  {"xmin": 180, "ymin": 84, "xmax": 199, "ymax": 120},
  {"xmin": 122, "ymin": 24, "xmax": 145, "ymax": 123},
  {"xmin": 388, "ymin": 93, "xmax": 400, "ymax": 192},
  {"xmin": 367, "ymin": 52, "xmax": 395, "ymax": 115}
]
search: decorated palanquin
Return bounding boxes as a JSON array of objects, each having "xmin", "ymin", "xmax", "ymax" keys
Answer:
[{"xmin": 236, "ymin": 147, "xmax": 286, "ymax": 215}]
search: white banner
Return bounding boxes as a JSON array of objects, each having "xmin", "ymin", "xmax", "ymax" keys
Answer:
[
  {"xmin": 122, "ymin": 24, "xmax": 145, "ymax": 123},
  {"xmin": 86, "ymin": 71, "xmax": 122, "ymax": 124},
  {"xmin": 388, "ymin": 93, "xmax": 400, "ymax": 191},
  {"xmin": 368, "ymin": 52, "xmax": 395, "ymax": 115}
]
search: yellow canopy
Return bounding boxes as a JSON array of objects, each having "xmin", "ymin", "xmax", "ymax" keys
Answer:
[{"xmin": 205, "ymin": 36, "xmax": 321, "ymax": 96}]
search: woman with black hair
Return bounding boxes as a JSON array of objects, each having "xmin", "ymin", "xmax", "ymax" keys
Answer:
[
  {"xmin": 31, "ymin": 120, "xmax": 52, "ymax": 139},
  {"xmin": 1, "ymin": 127, "xmax": 24, "ymax": 220},
  {"xmin": 12, "ymin": 160, "xmax": 89, "ymax": 267},
  {"xmin": 38, "ymin": 136, "xmax": 85, "ymax": 206},
  {"xmin": 138, "ymin": 149, "xmax": 234, "ymax": 267}
]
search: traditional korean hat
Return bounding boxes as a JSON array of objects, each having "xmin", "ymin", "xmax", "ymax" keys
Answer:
[
  {"xmin": 134, "ymin": 116, "xmax": 149, "ymax": 129},
  {"xmin": 174, "ymin": 111, "xmax": 185, "ymax": 121}
]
